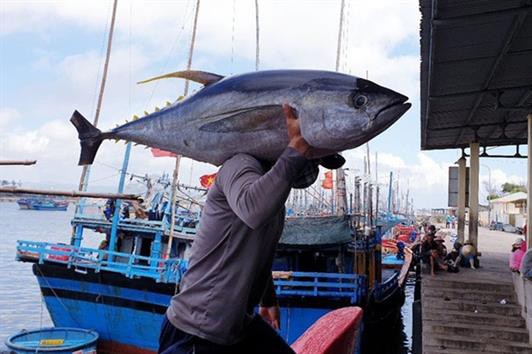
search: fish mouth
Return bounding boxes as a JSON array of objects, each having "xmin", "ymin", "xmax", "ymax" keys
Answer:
[{"xmin": 374, "ymin": 100, "xmax": 411, "ymax": 123}]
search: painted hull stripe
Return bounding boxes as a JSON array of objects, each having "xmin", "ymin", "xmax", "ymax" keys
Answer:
[
  {"xmin": 41, "ymin": 287, "xmax": 168, "ymax": 314},
  {"xmin": 36, "ymin": 275, "xmax": 171, "ymax": 307},
  {"xmin": 33, "ymin": 263, "xmax": 176, "ymax": 293}
]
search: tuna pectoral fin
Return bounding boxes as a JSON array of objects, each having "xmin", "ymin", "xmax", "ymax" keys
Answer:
[
  {"xmin": 319, "ymin": 154, "xmax": 346, "ymax": 169},
  {"xmin": 70, "ymin": 110, "xmax": 104, "ymax": 166},
  {"xmin": 137, "ymin": 70, "xmax": 224, "ymax": 86}
]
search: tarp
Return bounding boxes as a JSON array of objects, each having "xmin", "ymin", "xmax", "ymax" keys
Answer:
[{"xmin": 280, "ymin": 216, "xmax": 352, "ymax": 247}]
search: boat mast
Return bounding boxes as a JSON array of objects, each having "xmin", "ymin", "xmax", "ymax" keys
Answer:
[
  {"xmin": 334, "ymin": 0, "xmax": 348, "ymax": 216},
  {"xmin": 72, "ymin": 0, "xmax": 118, "ymax": 246},
  {"xmin": 166, "ymin": 0, "xmax": 201, "ymax": 259},
  {"xmin": 77, "ymin": 0, "xmax": 118, "ymax": 193},
  {"xmin": 255, "ymin": 0, "xmax": 260, "ymax": 71},
  {"xmin": 387, "ymin": 171, "xmax": 393, "ymax": 214}
]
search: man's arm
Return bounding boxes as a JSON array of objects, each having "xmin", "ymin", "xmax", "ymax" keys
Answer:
[
  {"xmin": 259, "ymin": 275, "xmax": 280, "ymax": 330},
  {"xmin": 217, "ymin": 104, "xmax": 311, "ymax": 230}
]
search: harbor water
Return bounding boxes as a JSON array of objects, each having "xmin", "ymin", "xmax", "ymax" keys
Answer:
[{"xmin": 0, "ymin": 201, "xmax": 413, "ymax": 352}]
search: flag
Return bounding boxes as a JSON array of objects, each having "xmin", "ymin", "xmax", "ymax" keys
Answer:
[
  {"xmin": 200, "ymin": 173, "xmax": 217, "ymax": 188},
  {"xmin": 322, "ymin": 171, "xmax": 333, "ymax": 189},
  {"xmin": 151, "ymin": 148, "xmax": 177, "ymax": 158}
]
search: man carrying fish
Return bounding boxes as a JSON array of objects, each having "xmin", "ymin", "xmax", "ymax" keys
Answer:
[
  {"xmin": 158, "ymin": 104, "xmax": 313, "ymax": 354},
  {"xmin": 70, "ymin": 68, "xmax": 410, "ymax": 353}
]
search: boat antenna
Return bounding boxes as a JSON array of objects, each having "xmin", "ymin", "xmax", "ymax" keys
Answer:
[{"xmin": 166, "ymin": 0, "xmax": 201, "ymax": 259}]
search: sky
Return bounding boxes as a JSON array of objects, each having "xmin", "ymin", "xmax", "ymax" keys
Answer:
[{"xmin": 0, "ymin": 0, "xmax": 528, "ymax": 209}]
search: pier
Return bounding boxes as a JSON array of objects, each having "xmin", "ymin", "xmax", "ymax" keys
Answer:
[{"xmin": 421, "ymin": 227, "xmax": 532, "ymax": 353}]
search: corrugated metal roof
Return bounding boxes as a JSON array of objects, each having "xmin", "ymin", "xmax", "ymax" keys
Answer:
[
  {"xmin": 491, "ymin": 191, "xmax": 527, "ymax": 203},
  {"xmin": 420, "ymin": 0, "xmax": 532, "ymax": 150}
]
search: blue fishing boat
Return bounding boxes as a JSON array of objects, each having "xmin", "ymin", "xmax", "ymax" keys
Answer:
[{"xmin": 17, "ymin": 197, "xmax": 69, "ymax": 211}]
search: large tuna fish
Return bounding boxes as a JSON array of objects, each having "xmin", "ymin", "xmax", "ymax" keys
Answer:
[{"xmin": 71, "ymin": 69, "xmax": 410, "ymax": 168}]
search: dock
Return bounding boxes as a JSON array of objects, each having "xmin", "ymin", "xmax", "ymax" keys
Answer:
[{"xmin": 421, "ymin": 227, "xmax": 532, "ymax": 354}]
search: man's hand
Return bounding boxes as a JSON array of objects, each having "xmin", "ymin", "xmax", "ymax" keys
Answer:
[
  {"xmin": 284, "ymin": 104, "xmax": 311, "ymax": 158},
  {"xmin": 259, "ymin": 305, "xmax": 280, "ymax": 330}
]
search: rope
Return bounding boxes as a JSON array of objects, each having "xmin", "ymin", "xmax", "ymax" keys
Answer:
[
  {"xmin": 255, "ymin": 0, "xmax": 260, "ymax": 71},
  {"xmin": 36, "ymin": 265, "xmax": 82, "ymax": 327},
  {"xmin": 144, "ymin": 0, "xmax": 194, "ymax": 109}
]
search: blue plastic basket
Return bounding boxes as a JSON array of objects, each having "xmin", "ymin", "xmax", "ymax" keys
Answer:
[{"xmin": 5, "ymin": 327, "xmax": 99, "ymax": 354}]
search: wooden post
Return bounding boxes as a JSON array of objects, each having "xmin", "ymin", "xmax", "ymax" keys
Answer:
[
  {"xmin": 525, "ymin": 113, "xmax": 532, "ymax": 248},
  {"xmin": 165, "ymin": 155, "xmax": 182, "ymax": 259},
  {"xmin": 457, "ymin": 156, "xmax": 467, "ymax": 244},
  {"xmin": 469, "ymin": 143, "xmax": 479, "ymax": 249}
]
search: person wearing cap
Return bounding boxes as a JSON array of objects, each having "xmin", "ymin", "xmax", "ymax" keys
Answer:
[{"xmin": 510, "ymin": 237, "xmax": 526, "ymax": 273}]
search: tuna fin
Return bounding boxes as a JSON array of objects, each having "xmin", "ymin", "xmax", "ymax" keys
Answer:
[
  {"xmin": 318, "ymin": 154, "xmax": 346, "ymax": 169},
  {"xmin": 137, "ymin": 70, "xmax": 224, "ymax": 86},
  {"xmin": 70, "ymin": 110, "xmax": 104, "ymax": 166}
]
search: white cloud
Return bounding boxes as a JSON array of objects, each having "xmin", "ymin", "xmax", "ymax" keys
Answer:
[{"xmin": 1, "ymin": 0, "xmax": 428, "ymax": 204}]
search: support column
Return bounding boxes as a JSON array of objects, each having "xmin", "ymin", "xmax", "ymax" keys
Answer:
[
  {"xmin": 469, "ymin": 143, "xmax": 479, "ymax": 249},
  {"xmin": 525, "ymin": 113, "xmax": 532, "ymax": 248},
  {"xmin": 457, "ymin": 157, "xmax": 467, "ymax": 244}
]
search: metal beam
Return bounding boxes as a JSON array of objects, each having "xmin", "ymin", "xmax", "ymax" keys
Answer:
[
  {"xmin": 429, "ymin": 84, "xmax": 532, "ymax": 100},
  {"xmin": 421, "ymin": 0, "xmax": 438, "ymax": 152},
  {"xmin": 528, "ymin": 113, "xmax": 532, "ymax": 249},
  {"xmin": 433, "ymin": 5, "xmax": 531, "ymax": 25},
  {"xmin": 453, "ymin": 11, "xmax": 529, "ymax": 146}
]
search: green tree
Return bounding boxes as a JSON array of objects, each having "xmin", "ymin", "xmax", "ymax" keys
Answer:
[{"xmin": 501, "ymin": 182, "xmax": 527, "ymax": 194}]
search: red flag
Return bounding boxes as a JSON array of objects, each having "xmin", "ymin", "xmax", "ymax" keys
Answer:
[
  {"xmin": 200, "ymin": 173, "xmax": 217, "ymax": 188},
  {"xmin": 151, "ymin": 148, "xmax": 177, "ymax": 158},
  {"xmin": 322, "ymin": 171, "xmax": 333, "ymax": 189}
]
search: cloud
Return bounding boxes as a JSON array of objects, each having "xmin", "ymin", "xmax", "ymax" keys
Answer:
[{"xmin": 0, "ymin": 0, "xmax": 428, "ymax": 205}]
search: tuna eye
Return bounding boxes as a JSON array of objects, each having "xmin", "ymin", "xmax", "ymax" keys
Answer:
[{"xmin": 353, "ymin": 95, "xmax": 368, "ymax": 109}]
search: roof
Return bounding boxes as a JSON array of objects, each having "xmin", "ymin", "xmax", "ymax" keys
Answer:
[
  {"xmin": 420, "ymin": 0, "xmax": 532, "ymax": 150},
  {"xmin": 491, "ymin": 191, "xmax": 527, "ymax": 203},
  {"xmin": 279, "ymin": 216, "xmax": 352, "ymax": 247}
]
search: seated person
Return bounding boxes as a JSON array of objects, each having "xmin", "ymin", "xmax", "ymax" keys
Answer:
[
  {"xmin": 454, "ymin": 241, "xmax": 478, "ymax": 269},
  {"xmin": 421, "ymin": 231, "xmax": 447, "ymax": 276},
  {"xmin": 510, "ymin": 238, "xmax": 526, "ymax": 273},
  {"xmin": 444, "ymin": 242, "xmax": 462, "ymax": 264}
]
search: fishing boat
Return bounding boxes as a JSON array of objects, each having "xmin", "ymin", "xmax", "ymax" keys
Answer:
[
  {"xmin": 17, "ymin": 197, "xmax": 69, "ymax": 211},
  {"xmin": 11, "ymin": 1, "xmax": 414, "ymax": 353}
]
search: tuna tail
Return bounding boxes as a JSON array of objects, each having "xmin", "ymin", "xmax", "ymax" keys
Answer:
[{"xmin": 70, "ymin": 110, "xmax": 104, "ymax": 166}]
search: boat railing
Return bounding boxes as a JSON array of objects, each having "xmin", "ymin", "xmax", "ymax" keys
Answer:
[
  {"xmin": 71, "ymin": 215, "xmax": 197, "ymax": 239},
  {"xmin": 16, "ymin": 240, "xmax": 187, "ymax": 283},
  {"xmin": 272, "ymin": 271, "xmax": 366, "ymax": 304}
]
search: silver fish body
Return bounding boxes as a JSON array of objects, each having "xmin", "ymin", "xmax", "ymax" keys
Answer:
[{"xmin": 71, "ymin": 70, "xmax": 410, "ymax": 166}]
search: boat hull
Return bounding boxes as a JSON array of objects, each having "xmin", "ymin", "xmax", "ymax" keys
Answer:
[{"xmin": 32, "ymin": 263, "xmax": 356, "ymax": 353}]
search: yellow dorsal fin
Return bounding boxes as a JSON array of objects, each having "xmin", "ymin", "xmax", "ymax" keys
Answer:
[{"xmin": 137, "ymin": 70, "xmax": 224, "ymax": 86}]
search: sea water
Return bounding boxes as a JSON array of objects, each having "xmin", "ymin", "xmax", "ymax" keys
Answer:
[{"xmin": 0, "ymin": 202, "xmax": 101, "ymax": 349}]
